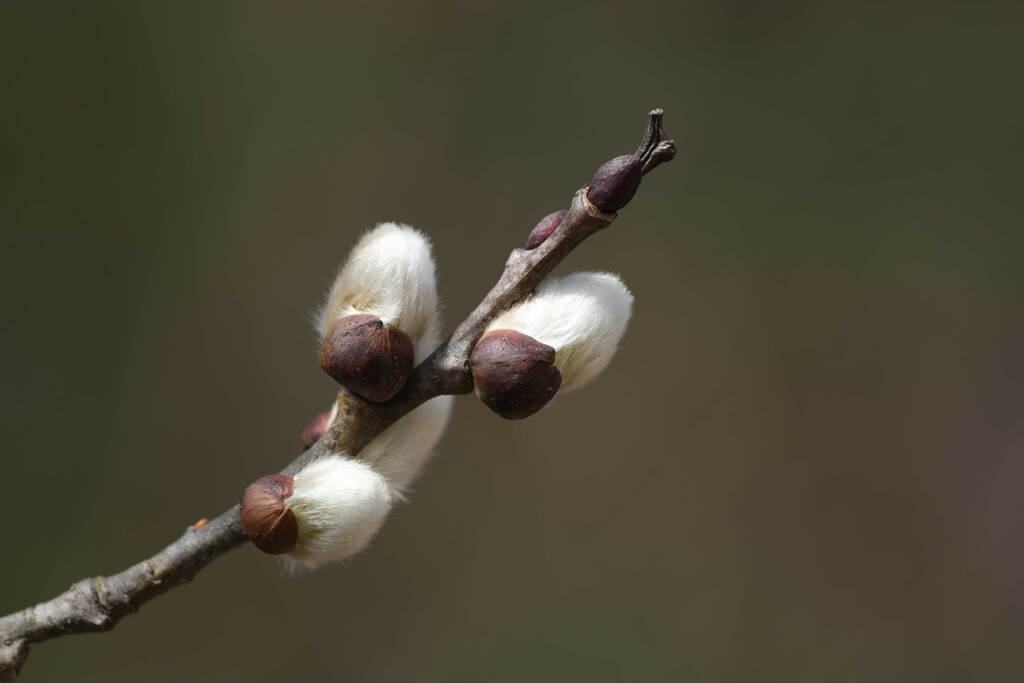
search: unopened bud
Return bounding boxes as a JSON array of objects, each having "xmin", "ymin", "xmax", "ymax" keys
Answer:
[
  {"xmin": 319, "ymin": 314, "xmax": 414, "ymax": 402},
  {"xmin": 300, "ymin": 407, "xmax": 335, "ymax": 449},
  {"xmin": 470, "ymin": 329, "xmax": 562, "ymax": 419},
  {"xmin": 240, "ymin": 474, "xmax": 298, "ymax": 555},
  {"xmin": 586, "ymin": 108, "xmax": 672, "ymax": 214},
  {"xmin": 587, "ymin": 155, "xmax": 643, "ymax": 214},
  {"xmin": 526, "ymin": 210, "xmax": 567, "ymax": 250}
]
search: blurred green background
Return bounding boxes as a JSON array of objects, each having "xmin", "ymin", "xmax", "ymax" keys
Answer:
[{"xmin": 2, "ymin": 2, "xmax": 1022, "ymax": 681}]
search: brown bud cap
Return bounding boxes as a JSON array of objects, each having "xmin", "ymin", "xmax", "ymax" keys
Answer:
[
  {"xmin": 300, "ymin": 409, "xmax": 333, "ymax": 449},
  {"xmin": 240, "ymin": 474, "xmax": 298, "ymax": 555},
  {"xmin": 470, "ymin": 329, "xmax": 562, "ymax": 419},
  {"xmin": 319, "ymin": 314, "xmax": 414, "ymax": 402},
  {"xmin": 587, "ymin": 155, "xmax": 642, "ymax": 214},
  {"xmin": 586, "ymin": 108, "xmax": 674, "ymax": 214},
  {"xmin": 526, "ymin": 210, "xmax": 567, "ymax": 250}
]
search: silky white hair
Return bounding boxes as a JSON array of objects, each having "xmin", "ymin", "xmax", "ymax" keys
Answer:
[
  {"xmin": 361, "ymin": 395, "xmax": 453, "ymax": 496},
  {"xmin": 309, "ymin": 221, "xmax": 453, "ymax": 527},
  {"xmin": 317, "ymin": 222, "xmax": 441, "ymax": 362},
  {"xmin": 284, "ymin": 456, "xmax": 394, "ymax": 570},
  {"xmin": 315, "ymin": 393, "xmax": 453, "ymax": 498},
  {"xmin": 486, "ymin": 272, "xmax": 634, "ymax": 392}
]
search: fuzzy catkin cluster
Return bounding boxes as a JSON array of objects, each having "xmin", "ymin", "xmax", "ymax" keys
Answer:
[
  {"xmin": 287, "ymin": 224, "xmax": 452, "ymax": 570},
  {"xmin": 316, "ymin": 223, "xmax": 454, "ymax": 496},
  {"xmin": 242, "ymin": 221, "xmax": 634, "ymax": 570}
]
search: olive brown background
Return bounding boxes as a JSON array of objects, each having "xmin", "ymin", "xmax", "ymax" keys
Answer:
[{"xmin": 2, "ymin": 2, "xmax": 1022, "ymax": 681}]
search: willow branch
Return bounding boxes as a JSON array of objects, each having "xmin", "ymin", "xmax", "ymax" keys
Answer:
[{"xmin": 0, "ymin": 109, "xmax": 676, "ymax": 681}]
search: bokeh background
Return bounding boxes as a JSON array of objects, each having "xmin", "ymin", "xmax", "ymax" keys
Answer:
[{"xmin": 2, "ymin": 2, "xmax": 1022, "ymax": 681}]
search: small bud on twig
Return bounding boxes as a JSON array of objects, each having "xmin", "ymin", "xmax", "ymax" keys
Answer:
[
  {"xmin": 586, "ymin": 108, "xmax": 674, "ymax": 213},
  {"xmin": 526, "ymin": 210, "xmax": 567, "ymax": 250},
  {"xmin": 319, "ymin": 314, "xmax": 415, "ymax": 402},
  {"xmin": 588, "ymin": 155, "xmax": 642, "ymax": 214},
  {"xmin": 300, "ymin": 407, "xmax": 335, "ymax": 449},
  {"xmin": 240, "ymin": 475, "xmax": 298, "ymax": 555},
  {"xmin": 471, "ymin": 329, "xmax": 562, "ymax": 419}
]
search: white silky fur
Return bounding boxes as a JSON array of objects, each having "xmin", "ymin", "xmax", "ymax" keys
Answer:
[
  {"xmin": 361, "ymin": 395, "xmax": 453, "ymax": 495},
  {"xmin": 486, "ymin": 272, "xmax": 634, "ymax": 393},
  {"xmin": 295, "ymin": 223, "xmax": 452, "ymax": 569},
  {"xmin": 284, "ymin": 456, "xmax": 394, "ymax": 570},
  {"xmin": 315, "ymin": 221, "xmax": 452, "ymax": 496},
  {"xmin": 315, "ymin": 394, "xmax": 453, "ymax": 498},
  {"xmin": 317, "ymin": 222, "xmax": 441, "ymax": 362}
]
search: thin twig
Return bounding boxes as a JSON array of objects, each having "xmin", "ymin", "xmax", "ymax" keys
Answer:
[{"xmin": 0, "ymin": 110, "xmax": 675, "ymax": 681}]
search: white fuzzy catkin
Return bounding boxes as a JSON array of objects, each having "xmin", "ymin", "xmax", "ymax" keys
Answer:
[
  {"xmin": 314, "ymin": 221, "xmax": 452, "ymax": 495},
  {"xmin": 317, "ymin": 222, "xmax": 441, "ymax": 362},
  {"xmin": 315, "ymin": 394, "xmax": 452, "ymax": 496},
  {"xmin": 485, "ymin": 272, "xmax": 634, "ymax": 392},
  {"xmin": 361, "ymin": 395, "xmax": 453, "ymax": 495},
  {"xmin": 284, "ymin": 456, "xmax": 393, "ymax": 570}
]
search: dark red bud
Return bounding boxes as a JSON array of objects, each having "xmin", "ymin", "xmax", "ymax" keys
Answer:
[
  {"xmin": 526, "ymin": 210, "xmax": 567, "ymax": 250},
  {"xmin": 300, "ymin": 409, "xmax": 333, "ymax": 449},
  {"xmin": 470, "ymin": 329, "xmax": 562, "ymax": 419},
  {"xmin": 587, "ymin": 155, "xmax": 642, "ymax": 214},
  {"xmin": 240, "ymin": 474, "xmax": 298, "ymax": 555},
  {"xmin": 586, "ymin": 109, "xmax": 673, "ymax": 214},
  {"xmin": 319, "ymin": 314, "xmax": 414, "ymax": 402}
]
